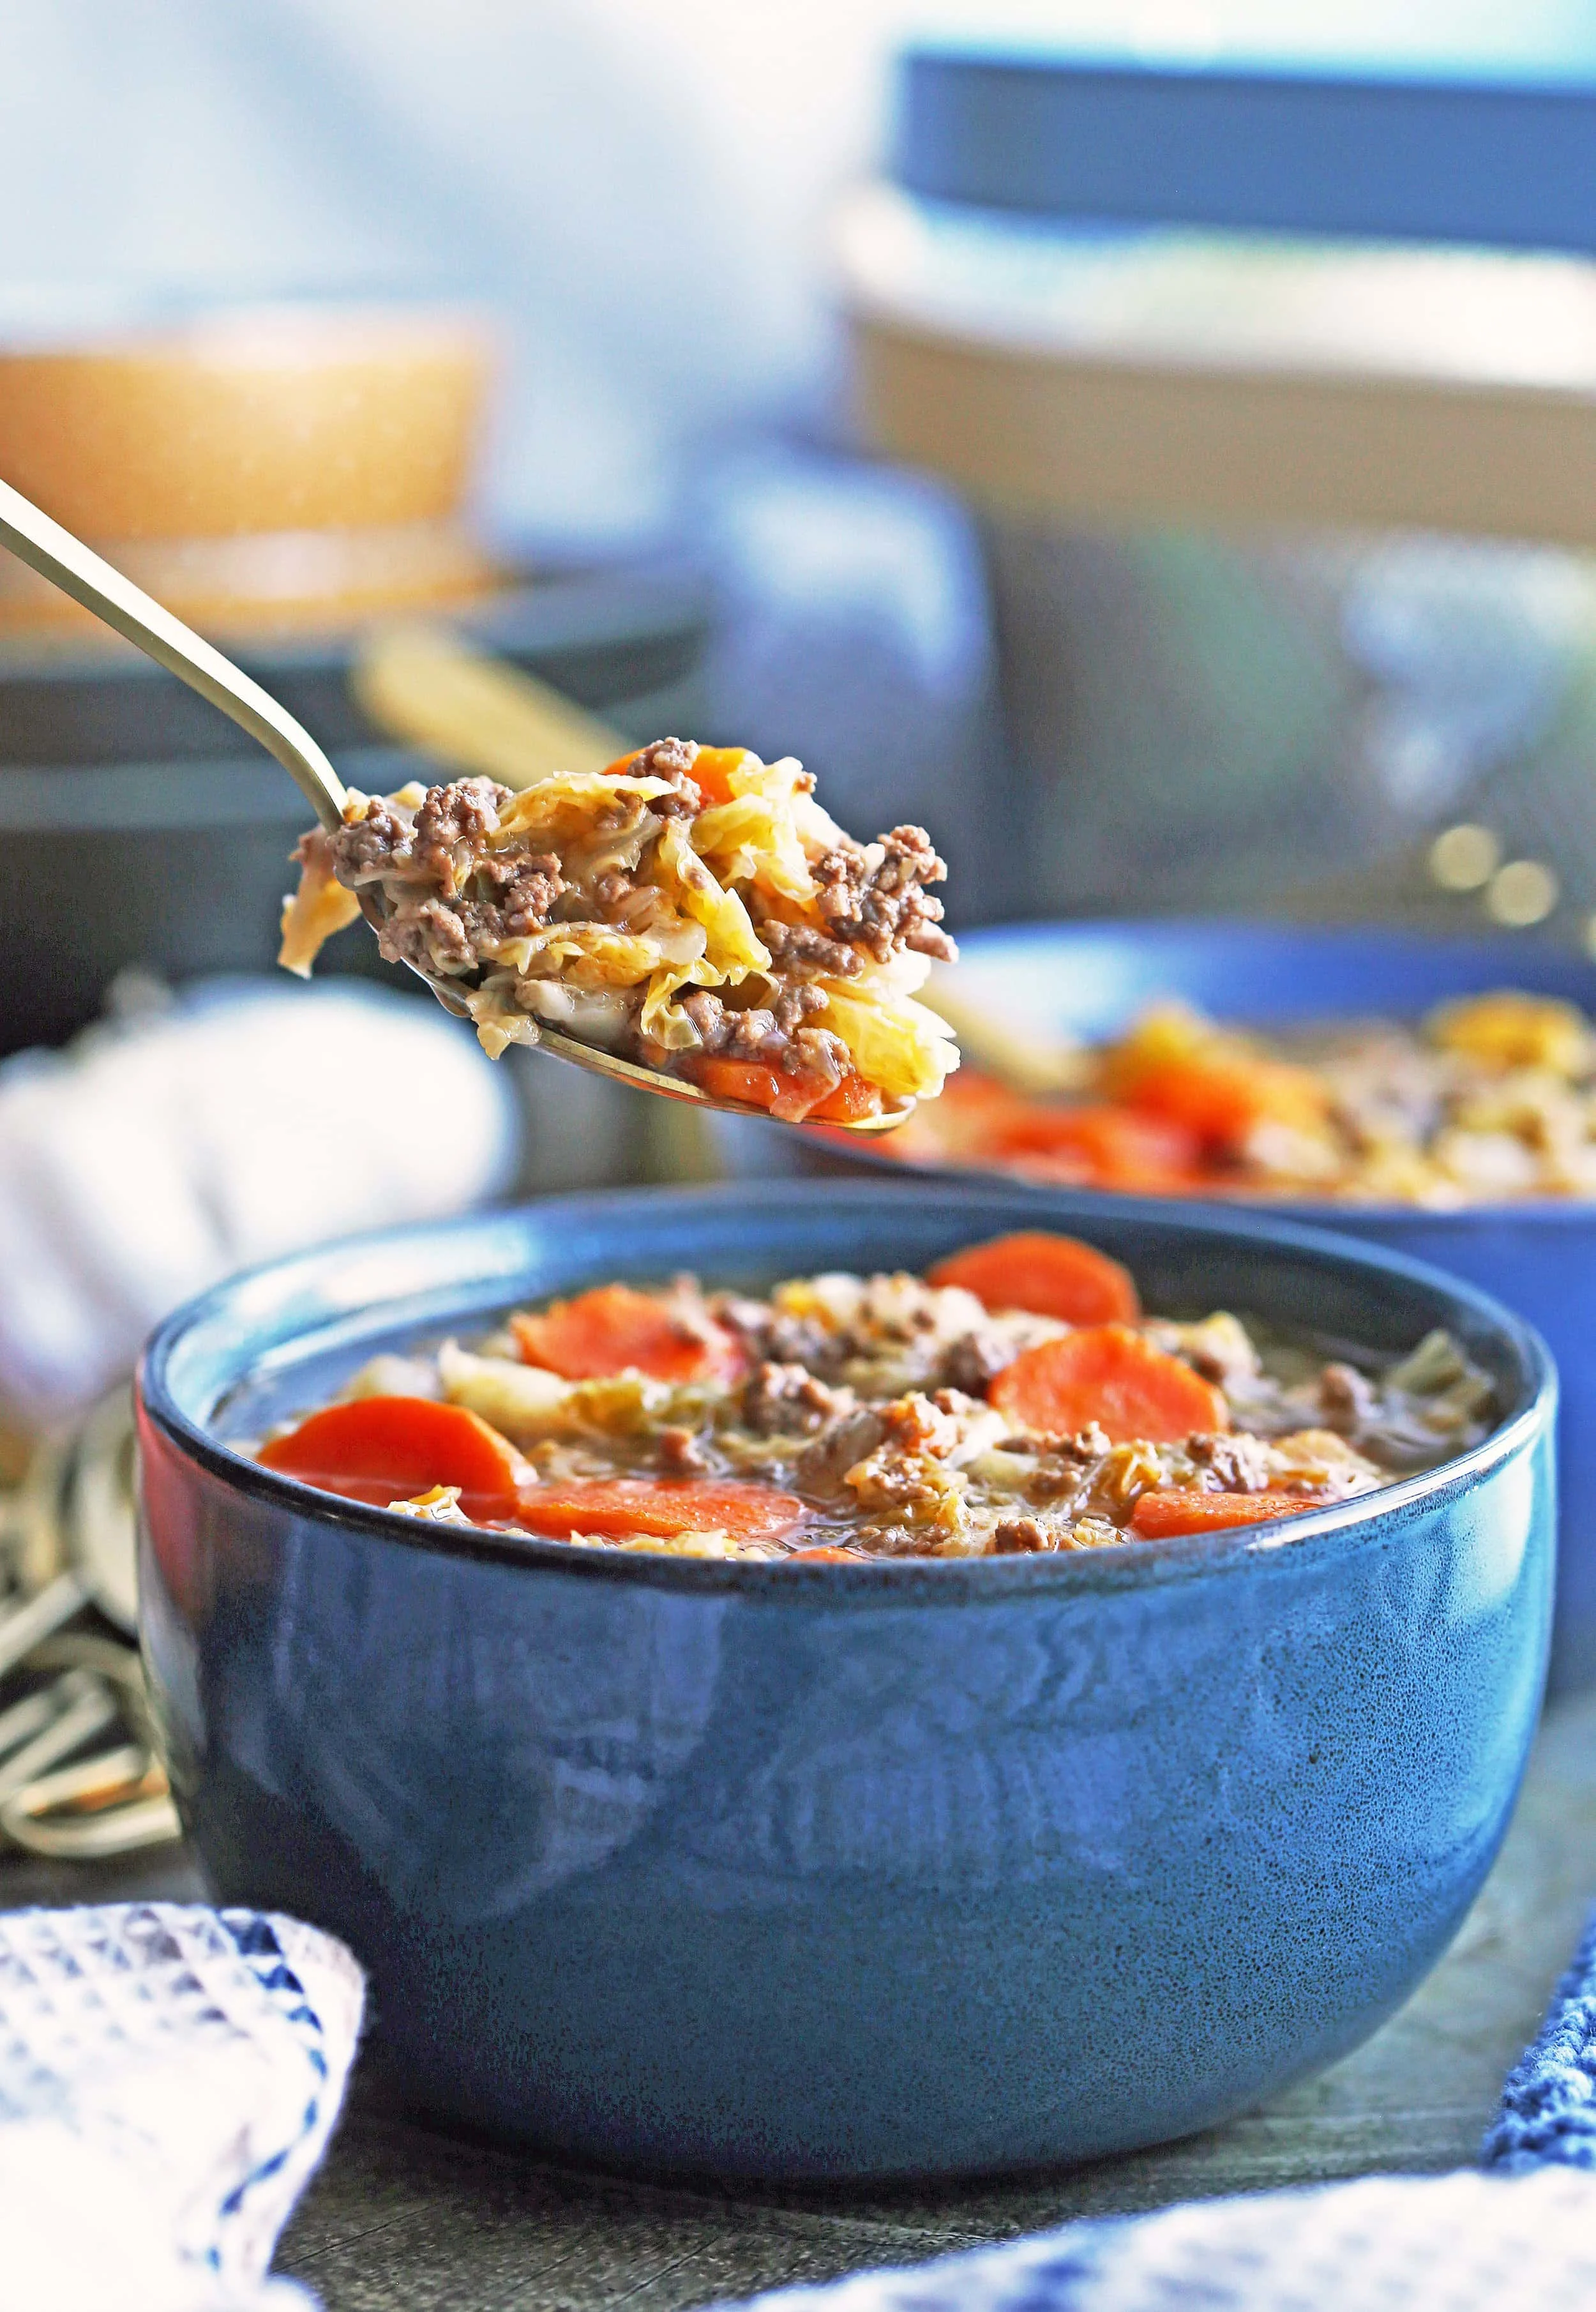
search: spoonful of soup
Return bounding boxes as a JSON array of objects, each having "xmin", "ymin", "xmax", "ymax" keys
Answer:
[{"xmin": 0, "ymin": 477, "xmax": 956, "ymax": 1130}]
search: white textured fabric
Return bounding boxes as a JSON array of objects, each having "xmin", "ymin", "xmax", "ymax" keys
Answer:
[
  {"xmin": 0, "ymin": 978, "xmax": 519, "ymax": 1426},
  {"xmin": 729, "ymin": 2167, "xmax": 1596, "ymax": 2312},
  {"xmin": 0, "ymin": 1902, "xmax": 364, "ymax": 2312}
]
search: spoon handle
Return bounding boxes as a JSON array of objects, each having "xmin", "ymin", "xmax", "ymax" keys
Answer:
[{"xmin": 0, "ymin": 475, "xmax": 347, "ymax": 831}]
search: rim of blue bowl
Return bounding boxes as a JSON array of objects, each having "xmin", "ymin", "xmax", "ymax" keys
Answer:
[
  {"xmin": 859, "ymin": 916, "xmax": 1596, "ymax": 1227},
  {"xmin": 138, "ymin": 1181, "xmax": 1556, "ymax": 1600}
]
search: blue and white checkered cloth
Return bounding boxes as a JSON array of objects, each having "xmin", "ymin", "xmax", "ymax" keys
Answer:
[
  {"xmin": 10, "ymin": 1896, "xmax": 1596, "ymax": 2311},
  {"xmin": 0, "ymin": 1903, "xmax": 363, "ymax": 2311}
]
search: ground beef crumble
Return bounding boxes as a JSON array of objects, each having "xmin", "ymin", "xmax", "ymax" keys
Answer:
[
  {"xmin": 741, "ymin": 1362, "xmax": 846, "ymax": 1436},
  {"xmin": 758, "ymin": 918, "xmax": 862, "ymax": 980},
  {"xmin": 656, "ymin": 1426, "xmax": 711, "ymax": 1475},
  {"xmin": 411, "ymin": 780, "xmax": 511, "ymax": 895},
  {"xmin": 814, "ymin": 827, "xmax": 956, "ymax": 965},
  {"xmin": 377, "ymin": 897, "xmax": 476, "ymax": 973},
  {"xmin": 992, "ymin": 1516, "xmax": 1055, "ymax": 1553},
  {"xmin": 1317, "ymin": 1362, "xmax": 1378, "ymax": 1433},
  {"xmin": 937, "ymin": 1330, "xmax": 1015, "ymax": 1396},
  {"xmin": 1187, "ymin": 1431, "xmax": 1276, "ymax": 1492}
]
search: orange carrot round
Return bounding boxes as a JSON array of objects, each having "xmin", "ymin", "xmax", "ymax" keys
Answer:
[
  {"xmin": 604, "ymin": 743, "xmax": 742, "ymax": 808},
  {"xmin": 1131, "ymin": 1488, "xmax": 1310, "ymax": 1539},
  {"xmin": 511, "ymin": 1283, "xmax": 741, "ymax": 1385},
  {"xmin": 982, "ymin": 1105, "xmax": 1201, "ymax": 1192},
  {"xmin": 258, "ymin": 1396, "xmax": 526, "ymax": 1516},
  {"xmin": 681, "ymin": 1053, "xmax": 879, "ymax": 1124},
  {"xmin": 988, "ymin": 1325, "xmax": 1228, "ymax": 1442},
  {"xmin": 1118, "ymin": 1057, "xmax": 1325, "ymax": 1153},
  {"xmin": 683, "ymin": 1055, "xmax": 787, "ymax": 1114},
  {"xmin": 928, "ymin": 1231, "xmax": 1140, "ymax": 1325},
  {"xmin": 680, "ymin": 745, "xmax": 744, "ymax": 807},
  {"xmin": 809, "ymin": 1071, "xmax": 884, "ymax": 1124},
  {"xmin": 515, "ymin": 1478, "xmax": 805, "ymax": 1544}
]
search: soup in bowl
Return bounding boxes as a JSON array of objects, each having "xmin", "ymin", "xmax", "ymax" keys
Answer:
[{"xmin": 137, "ymin": 1181, "xmax": 1553, "ymax": 2180}]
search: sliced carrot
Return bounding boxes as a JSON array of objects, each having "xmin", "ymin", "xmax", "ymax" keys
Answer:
[
  {"xmin": 982, "ymin": 1104, "xmax": 1203, "ymax": 1192},
  {"xmin": 928, "ymin": 1231, "xmax": 1140, "ymax": 1326},
  {"xmin": 602, "ymin": 742, "xmax": 742, "ymax": 806},
  {"xmin": 932, "ymin": 1071, "xmax": 1039, "ymax": 1140},
  {"xmin": 683, "ymin": 745, "xmax": 746, "ymax": 807},
  {"xmin": 1131, "ymin": 1488, "xmax": 1309, "ymax": 1539},
  {"xmin": 515, "ymin": 1478, "xmax": 806, "ymax": 1544},
  {"xmin": 258, "ymin": 1396, "xmax": 526, "ymax": 1516},
  {"xmin": 682, "ymin": 1052, "xmax": 878, "ymax": 1125},
  {"xmin": 809, "ymin": 1071, "xmax": 883, "ymax": 1124},
  {"xmin": 511, "ymin": 1282, "xmax": 742, "ymax": 1385},
  {"xmin": 989, "ymin": 1325, "xmax": 1228, "ymax": 1443},
  {"xmin": 1117, "ymin": 1057, "xmax": 1325, "ymax": 1153},
  {"xmin": 785, "ymin": 1544, "xmax": 857, "ymax": 1563},
  {"xmin": 684, "ymin": 1055, "xmax": 788, "ymax": 1114}
]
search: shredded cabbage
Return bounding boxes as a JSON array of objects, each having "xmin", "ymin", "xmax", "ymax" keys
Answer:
[
  {"xmin": 691, "ymin": 795, "xmax": 813, "ymax": 903},
  {"xmin": 640, "ymin": 961, "xmax": 718, "ymax": 1050},
  {"xmin": 439, "ymin": 1340, "xmax": 572, "ymax": 1439},
  {"xmin": 817, "ymin": 985, "xmax": 960, "ymax": 1100},
  {"xmin": 491, "ymin": 925, "xmax": 658, "ymax": 987},
  {"xmin": 692, "ymin": 755, "xmax": 816, "ymax": 903},
  {"xmin": 493, "ymin": 771, "xmax": 672, "ymax": 849},
  {"xmin": 278, "ymin": 872, "xmax": 359, "ymax": 978},
  {"xmin": 653, "ymin": 818, "xmax": 769, "ymax": 977}
]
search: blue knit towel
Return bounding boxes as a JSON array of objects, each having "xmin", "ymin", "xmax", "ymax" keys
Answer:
[
  {"xmin": 0, "ymin": 1902, "xmax": 363, "ymax": 2312},
  {"xmin": 713, "ymin": 1912, "xmax": 1596, "ymax": 2312},
  {"xmin": 1484, "ymin": 1908, "xmax": 1596, "ymax": 2175}
]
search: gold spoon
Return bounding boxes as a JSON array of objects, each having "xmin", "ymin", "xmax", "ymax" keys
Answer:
[{"xmin": 0, "ymin": 476, "xmax": 910, "ymax": 1133}]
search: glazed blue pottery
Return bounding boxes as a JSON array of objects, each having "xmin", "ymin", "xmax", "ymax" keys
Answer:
[
  {"xmin": 137, "ymin": 1182, "xmax": 1554, "ymax": 2182},
  {"xmin": 732, "ymin": 923, "xmax": 1596, "ymax": 1693}
]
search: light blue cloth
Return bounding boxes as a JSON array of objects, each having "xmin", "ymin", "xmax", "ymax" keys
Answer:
[
  {"xmin": 714, "ymin": 1908, "xmax": 1596, "ymax": 2312},
  {"xmin": 1486, "ymin": 1907, "xmax": 1596, "ymax": 2173}
]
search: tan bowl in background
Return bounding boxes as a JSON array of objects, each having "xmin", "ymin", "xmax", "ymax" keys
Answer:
[{"xmin": 0, "ymin": 305, "xmax": 502, "ymax": 636}]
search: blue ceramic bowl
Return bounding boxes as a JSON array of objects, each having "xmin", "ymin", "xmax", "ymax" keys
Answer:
[
  {"xmin": 728, "ymin": 923, "xmax": 1596, "ymax": 1692},
  {"xmin": 137, "ymin": 1182, "xmax": 1554, "ymax": 2182}
]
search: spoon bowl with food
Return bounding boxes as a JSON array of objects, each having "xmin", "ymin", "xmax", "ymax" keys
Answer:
[
  {"xmin": 280, "ymin": 740, "xmax": 956, "ymax": 1129},
  {"xmin": 0, "ymin": 476, "xmax": 954, "ymax": 1131}
]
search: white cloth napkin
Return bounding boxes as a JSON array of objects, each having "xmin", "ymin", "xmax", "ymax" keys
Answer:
[
  {"xmin": 0, "ymin": 976, "xmax": 520, "ymax": 1428},
  {"xmin": 0, "ymin": 1902, "xmax": 363, "ymax": 2312}
]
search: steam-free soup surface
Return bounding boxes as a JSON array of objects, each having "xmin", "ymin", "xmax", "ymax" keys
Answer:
[{"xmin": 250, "ymin": 1230, "xmax": 1494, "ymax": 1560}]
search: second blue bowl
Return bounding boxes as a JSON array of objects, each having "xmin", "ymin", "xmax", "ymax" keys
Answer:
[{"xmin": 723, "ymin": 923, "xmax": 1596, "ymax": 1691}]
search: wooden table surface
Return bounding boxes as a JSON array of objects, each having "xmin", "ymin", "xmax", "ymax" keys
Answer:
[{"xmin": 8, "ymin": 1691, "xmax": 1595, "ymax": 2312}]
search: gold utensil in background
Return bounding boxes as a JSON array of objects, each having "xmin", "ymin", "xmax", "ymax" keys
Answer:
[
  {"xmin": 355, "ymin": 623, "xmax": 624, "ymax": 783},
  {"xmin": 0, "ymin": 479, "xmax": 909, "ymax": 1133}
]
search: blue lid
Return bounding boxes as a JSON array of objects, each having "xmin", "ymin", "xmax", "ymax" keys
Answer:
[{"xmin": 894, "ymin": 47, "xmax": 1596, "ymax": 253}]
